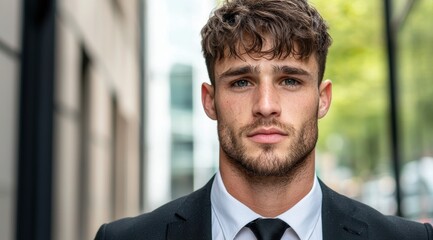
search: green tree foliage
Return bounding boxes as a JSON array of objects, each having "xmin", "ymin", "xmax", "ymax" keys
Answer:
[
  {"xmin": 399, "ymin": 0, "xmax": 433, "ymax": 162},
  {"xmin": 311, "ymin": 0, "xmax": 390, "ymax": 176},
  {"xmin": 312, "ymin": 0, "xmax": 433, "ymax": 177}
]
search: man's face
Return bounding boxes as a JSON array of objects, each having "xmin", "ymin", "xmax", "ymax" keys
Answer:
[{"xmin": 202, "ymin": 46, "xmax": 332, "ymax": 178}]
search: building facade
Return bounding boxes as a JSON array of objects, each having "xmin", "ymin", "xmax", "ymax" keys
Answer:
[
  {"xmin": 0, "ymin": 0, "xmax": 21, "ymax": 239},
  {"xmin": 54, "ymin": 0, "xmax": 141, "ymax": 239},
  {"xmin": 0, "ymin": 0, "xmax": 141, "ymax": 239}
]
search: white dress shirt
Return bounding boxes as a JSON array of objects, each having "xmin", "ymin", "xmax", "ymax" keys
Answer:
[{"xmin": 211, "ymin": 171, "xmax": 323, "ymax": 240}]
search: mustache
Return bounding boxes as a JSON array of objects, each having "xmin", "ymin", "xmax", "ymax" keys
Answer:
[{"xmin": 239, "ymin": 118, "xmax": 295, "ymax": 136}]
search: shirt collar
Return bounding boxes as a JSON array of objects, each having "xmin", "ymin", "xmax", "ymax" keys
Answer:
[
  {"xmin": 276, "ymin": 175, "xmax": 322, "ymax": 239},
  {"xmin": 211, "ymin": 172, "xmax": 261, "ymax": 240},
  {"xmin": 211, "ymin": 171, "xmax": 322, "ymax": 240}
]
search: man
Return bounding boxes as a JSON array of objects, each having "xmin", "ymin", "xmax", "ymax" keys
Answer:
[{"xmin": 95, "ymin": 0, "xmax": 433, "ymax": 239}]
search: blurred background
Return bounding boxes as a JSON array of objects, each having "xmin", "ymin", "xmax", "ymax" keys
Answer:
[{"xmin": 0, "ymin": 0, "xmax": 432, "ymax": 239}]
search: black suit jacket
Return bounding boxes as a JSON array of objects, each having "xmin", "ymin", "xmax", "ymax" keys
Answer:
[{"xmin": 95, "ymin": 178, "xmax": 433, "ymax": 240}]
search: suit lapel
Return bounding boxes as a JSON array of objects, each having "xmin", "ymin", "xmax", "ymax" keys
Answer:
[
  {"xmin": 320, "ymin": 180, "xmax": 369, "ymax": 240},
  {"xmin": 166, "ymin": 177, "xmax": 214, "ymax": 240},
  {"xmin": 165, "ymin": 177, "xmax": 371, "ymax": 240}
]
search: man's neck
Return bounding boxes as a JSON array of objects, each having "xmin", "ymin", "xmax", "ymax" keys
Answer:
[{"xmin": 219, "ymin": 156, "xmax": 315, "ymax": 217}]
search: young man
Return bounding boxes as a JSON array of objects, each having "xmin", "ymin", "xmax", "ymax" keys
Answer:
[{"xmin": 95, "ymin": 0, "xmax": 433, "ymax": 239}]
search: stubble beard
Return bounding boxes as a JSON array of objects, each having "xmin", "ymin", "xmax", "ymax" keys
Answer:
[{"xmin": 218, "ymin": 116, "xmax": 318, "ymax": 182}]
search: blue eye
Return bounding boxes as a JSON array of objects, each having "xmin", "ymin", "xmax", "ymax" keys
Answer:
[
  {"xmin": 283, "ymin": 78, "xmax": 299, "ymax": 86},
  {"xmin": 233, "ymin": 80, "xmax": 250, "ymax": 87}
]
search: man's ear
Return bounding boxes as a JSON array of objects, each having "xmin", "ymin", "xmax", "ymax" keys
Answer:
[
  {"xmin": 201, "ymin": 83, "xmax": 217, "ymax": 120},
  {"xmin": 318, "ymin": 79, "xmax": 332, "ymax": 119}
]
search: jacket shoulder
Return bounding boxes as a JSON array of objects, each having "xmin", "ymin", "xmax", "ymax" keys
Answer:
[
  {"xmin": 321, "ymin": 180, "xmax": 433, "ymax": 239},
  {"xmin": 351, "ymin": 198, "xmax": 432, "ymax": 239},
  {"xmin": 95, "ymin": 178, "xmax": 213, "ymax": 240},
  {"xmin": 95, "ymin": 195, "xmax": 188, "ymax": 240}
]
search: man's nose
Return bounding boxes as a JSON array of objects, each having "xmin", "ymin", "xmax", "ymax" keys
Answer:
[{"xmin": 252, "ymin": 83, "xmax": 281, "ymax": 118}]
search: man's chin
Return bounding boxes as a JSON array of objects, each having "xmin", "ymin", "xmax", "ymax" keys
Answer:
[
  {"xmin": 244, "ymin": 154, "xmax": 287, "ymax": 169},
  {"xmin": 244, "ymin": 144, "xmax": 284, "ymax": 158}
]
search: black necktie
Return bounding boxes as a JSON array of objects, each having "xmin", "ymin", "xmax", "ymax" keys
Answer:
[{"xmin": 246, "ymin": 218, "xmax": 289, "ymax": 240}]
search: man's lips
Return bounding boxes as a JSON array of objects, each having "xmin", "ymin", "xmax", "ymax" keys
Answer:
[{"xmin": 246, "ymin": 128, "xmax": 288, "ymax": 144}]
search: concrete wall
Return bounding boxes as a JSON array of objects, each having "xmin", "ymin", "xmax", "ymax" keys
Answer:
[
  {"xmin": 53, "ymin": 0, "xmax": 141, "ymax": 239},
  {"xmin": 0, "ymin": 0, "xmax": 21, "ymax": 239}
]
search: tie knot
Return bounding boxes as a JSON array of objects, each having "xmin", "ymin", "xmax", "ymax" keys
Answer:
[{"xmin": 246, "ymin": 218, "xmax": 289, "ymax": 240}]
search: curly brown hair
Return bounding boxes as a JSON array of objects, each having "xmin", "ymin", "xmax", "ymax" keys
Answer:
[{"xmin": 201, "ymin": 0, "xmax": 332, "ymax": 85}]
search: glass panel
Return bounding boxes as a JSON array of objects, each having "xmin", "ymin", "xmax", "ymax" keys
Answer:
[
  {"xmin": 170, "ymin": 64, "xmax": 193, "ymax": 110},
  {"xmin": 170, "ymin": 63, "xmax": 195, "ymax": 199}
]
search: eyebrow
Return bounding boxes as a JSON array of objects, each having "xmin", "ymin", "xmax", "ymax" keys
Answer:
[
  {"xmin": 272, "ymin": 65, "xmax": 311, "ymax": 77},
  {"xmin": 217, "ymin": 64, "xmax": 312, "ymax": 80},
  {"xmin": 218, "ymin": 65, "xmax": 260, "ymax": 80}
]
